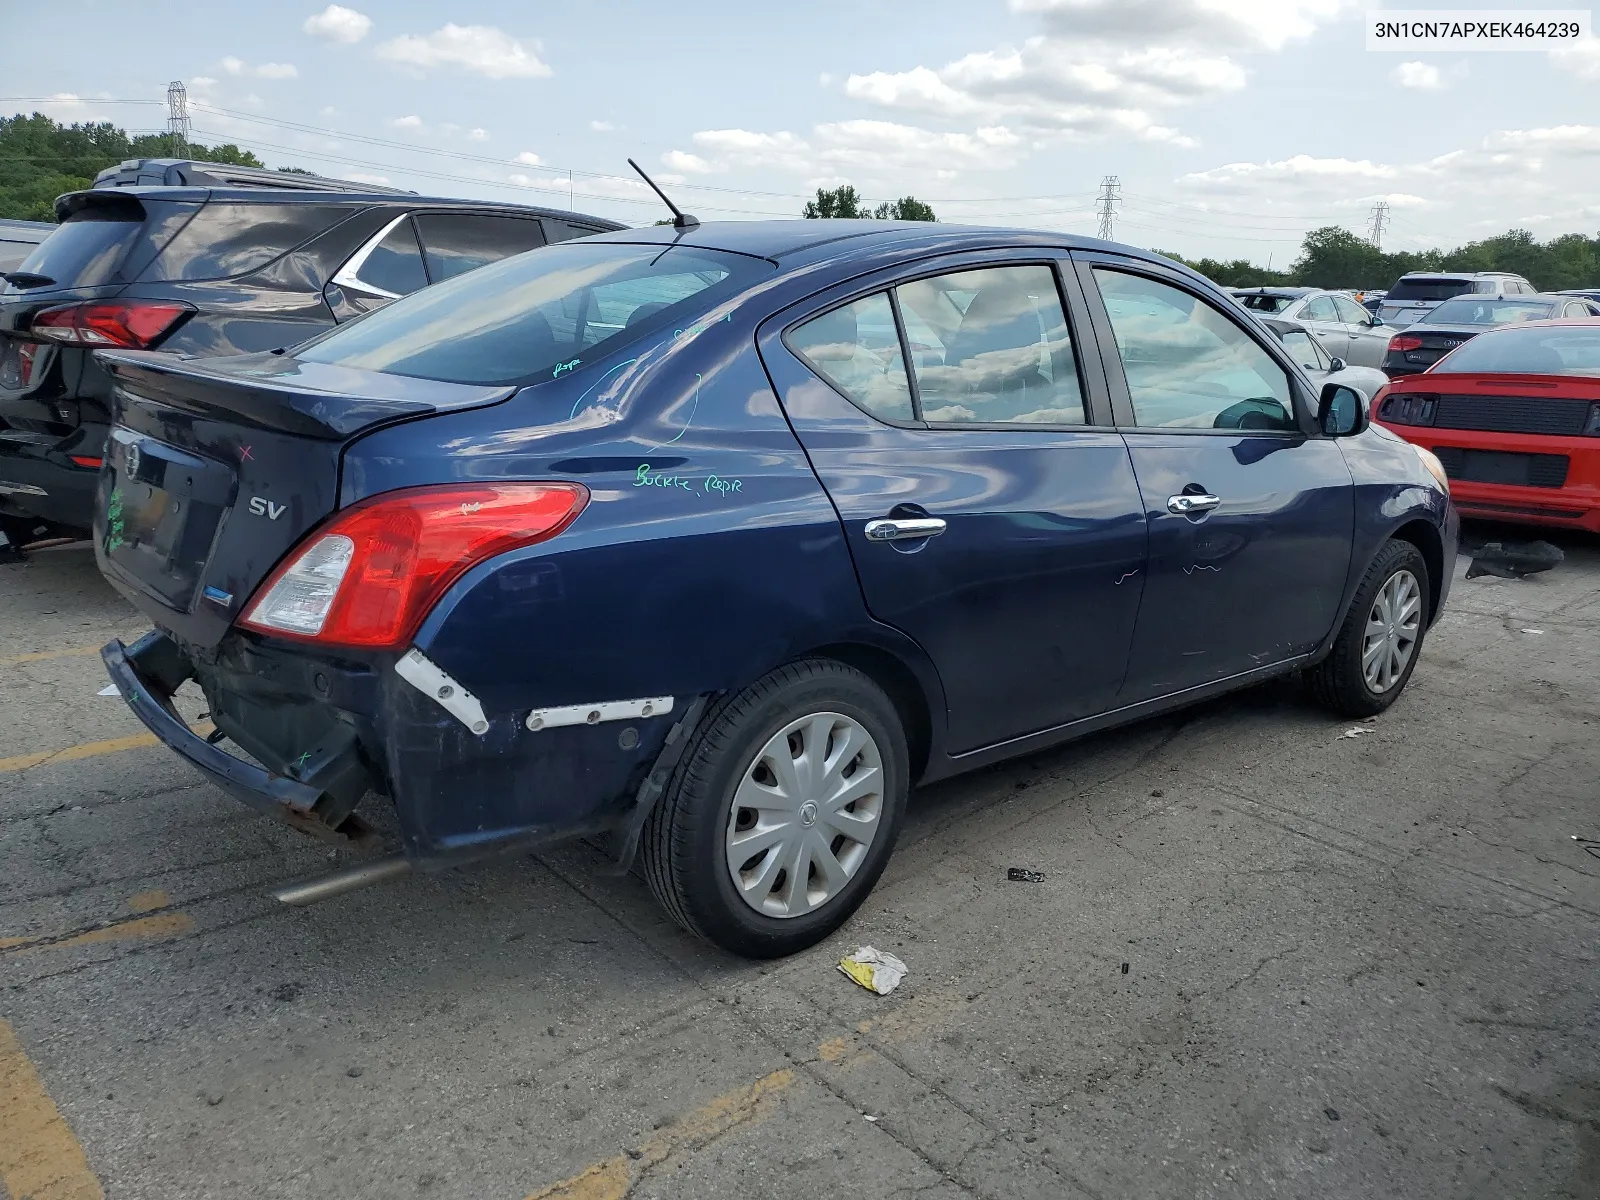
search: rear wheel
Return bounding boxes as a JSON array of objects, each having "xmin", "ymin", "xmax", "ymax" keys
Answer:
[
  {"xmin": 641, "ymin": 659, "xmax": 908, "ymax": 958},
  {"xmin": 1309, "ymin": 539, "xmax": 1430, "ymax": 717}
]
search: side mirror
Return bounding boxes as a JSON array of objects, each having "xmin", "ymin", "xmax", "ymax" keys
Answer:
[
  {"xmin": 1327, "ymin": 356, "xmax": 1347, "ymax": 373},
  {"xmin": 1367, "ymin": 313, "xmax": 1385, "ymax": 326},
  {"xmin": 1319, "ymin": 383, "xmax": 1369, "ymax": 437}
]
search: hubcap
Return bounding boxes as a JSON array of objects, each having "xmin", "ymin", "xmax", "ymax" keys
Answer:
[
  {"xmin": 724, "ymin": 711, "xmax": 884, "ymax": 919},
  {"xmin": 1362, "ymin": 568, "xmax": 1422, "ymax": 693}
]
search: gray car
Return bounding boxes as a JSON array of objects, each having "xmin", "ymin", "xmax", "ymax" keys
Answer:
[
  {"xmin": 1232, "ymin": 287, "xmax": 1393, "ymax": 368},
  {"xmin": 1258, "ymin": 316, "xmax": 1391, "ymax": 401}
]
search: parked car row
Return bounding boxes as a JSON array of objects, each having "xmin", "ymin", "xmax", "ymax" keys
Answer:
[{"xmin": 0, "ymin": 159, "xmax": 624, "ymax": 544}]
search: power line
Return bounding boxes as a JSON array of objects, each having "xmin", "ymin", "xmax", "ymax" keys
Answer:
[{"xmin": 1095, "ymin": 175, "xmax": 1121, "ymax": 241}]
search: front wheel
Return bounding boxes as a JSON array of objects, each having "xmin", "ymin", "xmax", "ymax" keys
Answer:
[
  {"xmin": 1309, "ymin": 538, "xmax": 1430, "ymax": 717},
  {"xmin": 640, "ymin": 659, "xmax": 909, "ymax": 958}
]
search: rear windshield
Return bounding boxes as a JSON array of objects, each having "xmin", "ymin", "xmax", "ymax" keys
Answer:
[
  {"xmin": 1385, "ymin": 278, "xmax": 1479, "ymax": 303},
  {"xmin": 1236, "ymin": 293, "xmax": 1296, "ymax": 313},
  {"xmin": 296, "ymin": 241, "xmax": 774, "ymax": 385},
  {"xmin": 11, "ymin": 213, "xmax": 135, "ymax": 287},
  {"xmin": 1422, "ymin": 298, "xmax": 1557, "ymax": 326},
  {"xmin": 1435, "ymin": 325, "xmax": 1600, "ymax": 377}
]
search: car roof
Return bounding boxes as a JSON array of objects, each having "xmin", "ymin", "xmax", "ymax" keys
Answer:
[
  {"xmin": 58, "ymin": 186, "xmax": 627, "ymax": 229},
  {"xmin": 577, "ymin": 219, "xmax": 1137, "ymax": 263},
  {"xmin": 0, "ymin": 218, "xmax": 55, "ymax": 236},
  {"xmin": 1397, "ymin": 271, "xmax": 1522, "ymax": 280}
]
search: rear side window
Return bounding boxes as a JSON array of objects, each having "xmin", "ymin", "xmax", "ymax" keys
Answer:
[
  {"xmin": 414, "ymin": 213, "xmax": 546, "ymax": 283},
  {"xmin": 355, "ymin": 218, "xmax": 427, "ymax": 296},
  {"xmin": 789, "ymin": 294, "xmax": 914, "ymax": 422},
  {"xmin": 143, "ymin": 203, "xmax": 354, "ymax": 281},
  {"xmin": 1301, "ymin": 296, "xmax": 1338, "ymax": 322},
  {"xmin": 13, "ymin": 213, "xmax": 138, "ymax": 287},
  {"xmin": 295, "ymin": 241, "xmax": 772, "ymax": 385},
  {"xmin": 1435, "ymin": 326, "xmax": 1600, "ymax": 377},
  {"xmin": 1387, "ymin": 278, "xmax": 1475, "ymax": 303}
]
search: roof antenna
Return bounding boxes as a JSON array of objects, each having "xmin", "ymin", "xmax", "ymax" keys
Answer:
[{"xmin": 628, "ymin": 158, "xmax": 699, "ymax": 230}]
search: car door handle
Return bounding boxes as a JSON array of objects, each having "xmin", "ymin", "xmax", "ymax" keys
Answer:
[
  {"xmin": 1167, "ymin": 493, "xmax": 1221, "ymax": 515},
  {"xmin": 864, "ymin": 517, "xmax": 947, "ymax": 542}
]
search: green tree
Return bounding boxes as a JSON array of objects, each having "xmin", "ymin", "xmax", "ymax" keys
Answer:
[
  {"xmin": 802, "ymin": 184, "xmax": 868, "ymax": 219},
  {"xmin": 873, "ymin": 196, "xmax": 936, "ymax": 221},
  {"xmin": 1, "ymin": 113, "xmax": 271, "ymax": 221}
]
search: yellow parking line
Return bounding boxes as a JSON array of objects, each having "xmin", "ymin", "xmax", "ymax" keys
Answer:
[
  {"xmin": 0, "ymin": 1019, "xmax": 105, "ymax": 1200},
  {"xmin": 0, "ymin": 645, "xmax": 107, "ymax": 668},
  {"xmin": 0, "ymin": 912, "xmax": 195, "ymax": 956},
  {"xmin": 0, "ymin": 722, "xmax": 213, "ymax": 775},
  {"xmin": 527, "ymin": 1066, "xmax": 797, "ymax": 1200}
]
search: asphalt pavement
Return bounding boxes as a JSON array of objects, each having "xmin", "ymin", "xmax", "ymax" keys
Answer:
[{"xmin": 1, "ymin": 531, "xmax": 1596, "ymax": 1200}]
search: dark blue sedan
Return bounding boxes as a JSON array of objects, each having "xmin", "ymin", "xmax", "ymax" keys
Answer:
[{"xmin": 93, "ymin": 221, "xmax": 1457, "ymax": 957}]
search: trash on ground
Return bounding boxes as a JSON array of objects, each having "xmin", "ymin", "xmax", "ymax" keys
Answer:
[
  {"xmin": 1520, "ymin": 628, "xmax": 1545, "ymax": 635},
  {"xmin": 838, "ymin": 946, "xmax": 907, "ymax": 995},
  {"xmin": 1465, "ymin": 540, "xmax": 1562, "ymax": 580},
  {"xmin": 863, "ymin": 1114, "xmax": 879, "ymax": 1122},
  {"xmin": 97, "ymin": 683, "xmax": 119, "ymax": 696},
  {"xmin": 1007, "ymin": 867, "xmax": 1046, "ymax": 883},
  {"xmin": 1337, "ymin": 727, "xmax": 1374, "ymax": 739}
]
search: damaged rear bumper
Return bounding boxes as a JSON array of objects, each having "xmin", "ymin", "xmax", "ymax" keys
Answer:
[{"xmin": 102, "ymin": 633, "xmax": 376, "ymax": 842}]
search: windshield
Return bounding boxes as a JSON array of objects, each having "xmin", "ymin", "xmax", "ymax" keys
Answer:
[
  {"xmin": 1385, "ymin": 278, "xmax": 1479, "ymax": 303},
  {"xmin": 1422, "ymin": 298, "xmax": 1556, "ymax": 326},
  {"xmin": 1237, "ymin": 293, "xmax": 1296, "ymax": 313},
  {"xmin": 297, "ymin": 241, "xmax": 773, "ymax": 385},
  {"xmin": 1435, "ymin": 325, "xmax": 1600, "ymax": 377}
]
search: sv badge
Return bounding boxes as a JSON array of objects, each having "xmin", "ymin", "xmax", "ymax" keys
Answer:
[{"xmin": 248, "ymin": 496, "xmax": 287, "ymax": 520}]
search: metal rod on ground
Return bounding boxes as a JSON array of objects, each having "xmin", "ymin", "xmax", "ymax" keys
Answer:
[{"xmin": 271, "ymin": 855, "xmax": 412, "ymax": 906}]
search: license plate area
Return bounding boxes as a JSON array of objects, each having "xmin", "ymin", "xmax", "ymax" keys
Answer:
[{"xmin": 104, "ymin": 427, "xmax": 237, "ymax": 611}]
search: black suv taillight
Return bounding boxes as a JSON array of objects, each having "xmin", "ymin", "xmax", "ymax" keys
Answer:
[
  {"xmin": 1379, "ymin": 393, "xmax": 1437, "ymax": 426},
  {"xmin": 30, "ymin": 300, "xmax": 194, "ymax": 349}
]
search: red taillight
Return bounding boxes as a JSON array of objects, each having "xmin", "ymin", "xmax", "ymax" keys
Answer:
[
  {"xmin": 31, "ymin": 301, "xmax": 194, "ymax": 348},
  {"xmin": 239, "ymin": 483, "xmax": 590, "ymax": 650},
  {"xmin": 1389, "ymin": 334, "xmax": 1424, "ymax": 353}
]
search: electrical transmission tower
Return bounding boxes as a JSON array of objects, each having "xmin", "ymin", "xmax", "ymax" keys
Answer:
[
  {"xmin": 1096, "ymin": 176, "xmax": 1121, "ymax": 241},
  {"xmin": 1367, "ymin": 200, "xmax": 1390, "ymax": 250},
  {"xmin": 166, "ymin": 81, "xmax": 190, "ymax": 158}
]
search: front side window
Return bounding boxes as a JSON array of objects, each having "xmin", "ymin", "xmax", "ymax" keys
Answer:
[
  {"xmin": 1093, "ymin": 268, "xmax": 1296, "ymax": 432},
  {"xmin": 1332, "ymin": 296, "xmax": 1370, "ymax": 324},
  {"xmin": 788, "ymin": 294, "xmax": 914, "ymax": 422},
  {"xmin": 413, "ymin": 213, "xmax": 546, "ymax": 283},
  {"xmin": 296, "ymin": 241, "xmax": 771, "ymax": 385},
  {"xmin": 1301, "ymin": 296, "xmax": 1339, "ymax": 322},
  {"xmin": 1278, "ymin": 329, "xmax": 1329, "ymax": 372},
  {"xmin": 896, "ymin": 265, "xmax": 1084, "ymax": 424}
]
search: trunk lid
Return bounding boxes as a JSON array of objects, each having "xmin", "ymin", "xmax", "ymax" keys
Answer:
[{"xmin": 94, "ymin": 349, "xmax": 515, "ymax": 649}]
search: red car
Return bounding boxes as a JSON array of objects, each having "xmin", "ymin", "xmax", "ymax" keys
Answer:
[{"xmin": 1374, "ymin": 318, "xmax": 1600, "ymax": 531}]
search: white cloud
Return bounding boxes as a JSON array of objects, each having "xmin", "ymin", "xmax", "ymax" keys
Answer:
[
  {"xmin": 1391, "ymin": 61, "xmax": 1442, "ymax": 89},
  {"xmin": 1551, "ymin": 36, "xmax": 1600, "ymax": 80},
  {"xmin": 1013, "ymin": 0, "xmax": 1356, "ymax": 53},
  {"xmin": 469, "ymin": 127, "xmax": 488, "ymax": 141},
  {"xmin": 303, "ymin": 5, "xmax": 372, "ymax": 44},
  {"xmin": 662, "ymin": 149, "xmax": 717, "ymax": 174},
  {"xmin": 515, "ymin": 150, "xmax": 543, "ymax": 166},
  {"xmin": 190, "ymin": 76, "xmax": 218, "ymax": 88},
  {"xmin": 220, "ymin": 55, "xmax": 298, "ymax": 79},
  {"xmin": 589, "ymin": 120, "xmax": 615, "ymax": 133},
  {"xmin": 375, "ymin": 24, "xmax": 551, "ymax": 79},
  {"xmin": 391, "ymin": 115, "xmax": 423, "ymax": 130}
]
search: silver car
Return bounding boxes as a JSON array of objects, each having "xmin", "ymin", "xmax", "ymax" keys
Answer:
[
  {"xmin": 1375, "ymin": 271, "xmax": 1536, "ymax": 329},
  {"xmin": 1231, "ymin": 287, "xmax": 1394, "ymax": 368},
  {"xmin": 1258, "ymin": 316, "xmax": 1390, "ymax": 401}
]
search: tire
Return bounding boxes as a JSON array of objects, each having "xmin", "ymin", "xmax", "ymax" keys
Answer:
[
  {"xmin": 640, "ymin": 659, "xmax": 909, "ymax": 958},
  {"xmin": 1309, "ymin": 539, "xmax": 1430, "ymax": 717}
]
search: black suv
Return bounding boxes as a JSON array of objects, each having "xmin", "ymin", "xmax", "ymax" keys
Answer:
[{"xmin": 0, "ymin": 162, "xmax": 624, "ymax": 542}]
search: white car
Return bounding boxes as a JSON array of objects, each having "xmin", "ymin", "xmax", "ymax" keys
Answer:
[
  {"xmin": 1376, "ymin": 272, "xmax": 1536, "ymax": 329},
  {"xmin": 1259, "ymin": 316, "xmax": 1390, "ymax": 401}
]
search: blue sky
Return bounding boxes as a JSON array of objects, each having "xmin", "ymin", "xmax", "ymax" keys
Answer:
[{"xmin": 4, "ymin": 0, "xmax": 1597, "ymax": 264}]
